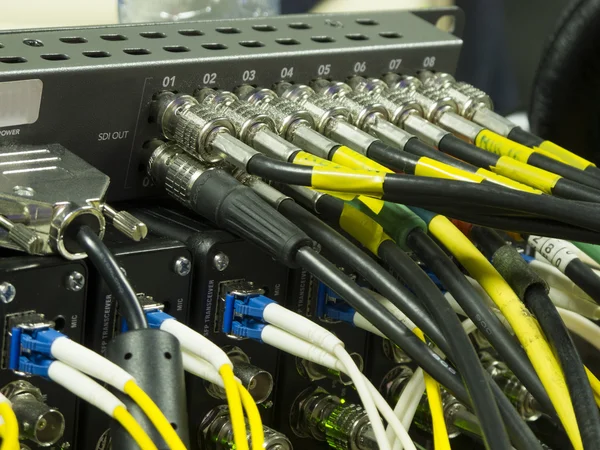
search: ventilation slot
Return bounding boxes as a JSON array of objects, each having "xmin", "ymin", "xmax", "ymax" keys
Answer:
[
  {"xmin": 0, "ymin": 56, "xmax": 27, "ymax": 64},
  {"xmin": 101, "ymin": 34, "xmax": 128, "ymax": 41},
  {"xmin": 163, "ymin": 45, "xmax": 190, "ymax": 53},
  {"xmin": 60, "ymin": 37, "xmax": 87, "ymax": 44},
  {"xmin": 123, "ymin": 48, "xmax": 151, "ymax": 55},
  {"xmin": 178, "ymin": 29, "xmax": 204, "ymax": 37},
  {"xmin": 355, "ymin": 18, "xmax": 379, "ymax": 26},
  {"xmin": 41, "ymin": 53, "xmax": 70, "ymax": 61},
  {"xmin": 23, "ymin": 39, "xmax": 44, "ymax": 47},
  {"xmin": 140, "ymin": 31, "xmax": 166, "ymax": 39},
  {"xmin": 83, "ymin": 50, "xmax": 111, "ymax": 58},
  {"xmin": 288, "ymin": 22, "xmax": 311, "ymax": 30},
  {"xmin": 276, "ymin": 38, "xmax": 300, "ymax": 46},
  {"xmin": 202, "ymin": 43, "xmax": 227, "ymax": 50},
  {"xmin": 252, "ymin": 24, "xmax": 277, "ymax": 32},
  {"xmin": 379, "ymin": 31, "xmax": 403, "ymax": 39},
  {"xmin": 311, "ymin": 36, "xmax": 335, "ymax": 43},
  {"xmin": 345, "ymin": 33, "xmax": 369, "ymax": 41},
  {"xmin": 216, "ymin": 27, "xmax": 241, "ymax": 34},
  {"xmin": 239, "ymin": 40, "xmax": 264, "ymax": 48}
]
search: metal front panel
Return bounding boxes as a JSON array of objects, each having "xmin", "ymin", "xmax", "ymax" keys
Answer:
[{"xmin": 0, "ymin": 10, "xmax": 462, "ymax": 202}]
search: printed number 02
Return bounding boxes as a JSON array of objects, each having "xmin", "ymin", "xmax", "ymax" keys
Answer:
[
  {"xmin": 202, "ymin": 73, "xmax": 217, "ymax": 84},
  {"xmin": 242, "ymin": 70, "xmax": 256, "ymax": 82}
]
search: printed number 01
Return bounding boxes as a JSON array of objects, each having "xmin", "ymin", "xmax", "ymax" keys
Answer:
[{"xmin": 162, "ymin": 76, "xmax": 175, "ymax": 88}]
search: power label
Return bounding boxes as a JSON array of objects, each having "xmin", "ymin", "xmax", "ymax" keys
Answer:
[{"xmin": 528, "ymin": 236, "xmax": 579, "ymax": 273}]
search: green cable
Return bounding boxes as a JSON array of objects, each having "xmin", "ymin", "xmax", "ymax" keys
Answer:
[{"xmin": 572, "ymin": 241, "xmax": 600, "ymax": 266}]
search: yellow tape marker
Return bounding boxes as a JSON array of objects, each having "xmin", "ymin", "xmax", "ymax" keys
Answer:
[
  {"xmin": 475, "ymin": 168, "xmax": 543, "ymax": 194},
  {"xmin": 339, "ymin": 203, "xmax": 392, "ymax": 255},
  {"xmin": 415, "ymin": 157, "xmax": 485, "ymax": 183},
  {"xmin": 493, "ymin": 156, "xmax": 561, "ymax": 194},
  {"xmin": 293, "ymin": 151, "xmax": 342, "ymax": 168},
  {"xmin": 331, "ymin": 146, "xmax": 390, "ymax": 173},
  {"xmin": 475, "ymin": 129, "xmax": 535, "ymax": 162},
  {"xmin": 357, "ymin": 195, "xmax": 385, "ymax": 214},
  {"xmin": 537, "ymin": 141, "xmax": 594, "ymax": 170},
  {"xmin": 311, "ymin": 166, "xmax": 386, "ymax": 196}
]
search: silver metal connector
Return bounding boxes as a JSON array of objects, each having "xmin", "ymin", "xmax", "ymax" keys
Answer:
[
  {"xmin": 290, "ymin": 386, "xmax": 377, "ymax": 450},
  {"xmin": 1, "ymin": 380, "xmax": 66, "ymax": 447},
  {"xmin": 200, "ymin": 405, "xmax": 293, "ymax": 450},
  {"xmin": 0, "ymin": 144, "xmax": 146, "ymax": 259}
]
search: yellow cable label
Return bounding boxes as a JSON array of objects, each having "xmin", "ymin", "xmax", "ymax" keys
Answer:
[
  {"xmin": 331, "ymin": 146, "xmax": 391, "ymax": 173},
  {"xmin": 493, "ymin": 156, "xmax": 561, "ymax": 194},
  {"xmin": 339, "ymin": 203, "xmax": 392, "ymax": 255},
  {"xmin": 292, "ymin": 151, "xmax": 338, "ymax": 168},
  {"xmin": 429, "ymin": 215, "xmax": 582, "ymax": 450},
  {"xmin": 475, "ymin": 129, "xmax": 535, "ymax": 162},
  {"xmin": 537, "ymin": 140, "xmax": 594, "ymax": 170},
  {"xmin": 475, "ymin": 168, "xmax": 543, "ymax": 194},
  {"xmin": 357, "ymin": 195, "xmax": 385, "ymax": 214},
  {"xmin": 311, "ymin": 166, "xmax": 386, "ymax": 196},
  {"xmin": 415, "ymin": 157, "xmax": 485, "ymax": 183},
  {"xmin": 320, "ymin": 189, "xmax": 359, "ymax": 201}
]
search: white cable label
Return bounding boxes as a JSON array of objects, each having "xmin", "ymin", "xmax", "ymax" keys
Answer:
[{"xmin": 528, "ymin": 236, "xmax": 579, "ymax": 273}]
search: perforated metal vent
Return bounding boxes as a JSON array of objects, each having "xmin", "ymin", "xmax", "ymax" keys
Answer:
[{"xmin": 0, "ymin": 9, "xmax": 462, "ymax": 69}]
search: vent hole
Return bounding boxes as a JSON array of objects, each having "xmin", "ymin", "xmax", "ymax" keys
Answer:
[
  {"xmin": 252, "ymin": 24, "xmax": 277, "ymax": 32},
  {"xmin": 345, "ymin": 33, "xmax": 369, "ymax": 41},
  {"xmin": 101, "ymin": 34, "xmax": 128, "ymax": 41},
  {"xmin": 276, "ymin": 38, "xmax": 300, "ymax": 46},
  {"xmin": 41, "ymin": 53, "xmax": 70, "ymax": 61},
  {"xmin": 164, "ymin": 352, "xmax": 172, "ymax": 360},
  {"xmin": 239, "ymin": 40, "xmax": 264, "ymax": 48},
  {"xmin": 0, "ymin": 56, "xmax": 27, "ymax": 64},
  {"xmin": 124, "ymin": 353, "xmax": 132, "ymax": 360},
  {"xmin": 202, "ymin": 43, "xmax": 228, "ymax": 50},
  {"xmin": 124, "ymin": 48, "xmax": 151, "ymax": 55},
  {"xmin": 83, "ymin": 50, "xmax": 111, "ymax": 58},
  {"xmin": 288, "ymin": 22, "xmax": 311, "ymax": 30},
  {"xmin": 178, "ymin": 29, "xmax": 204, "ymax": 37},
  {"xmin": 379, "ymin": 31, "xmax": 403, "ymax": 39},
  {"xmin": 311, "ymin": 36, "xmax": 335, "ymax": 43},
  {"xmin": 53, "ymin": 316, "xmax": 66, "ymax": 331},
  {"xmin": 171, "ymin": 423, "xmax": 178, "ymax": 430},
  {"xmin": 163, "ymin": 45, "xmax": 190, "ymax": 53},
  {"xmin": 216, "ymin": 27, "xmax": 241, "ymax": 34},
  {"xmin": 60, "ymin": 36, "xmax": 88, "ymax": 44},
  {"xmin": 23, "ymin": 38, "xmax": 44, "ymax": 47},
  {"xmin": 0, "ymin": 44, "xmax": 3, "ymax": 49},
  {"xmin": 140, "ymin": 31, "xmax": 167, "ymax": 39},
  {"xmin": 356, "ymin": 18, "xmax": 379, "ymax": 26}
]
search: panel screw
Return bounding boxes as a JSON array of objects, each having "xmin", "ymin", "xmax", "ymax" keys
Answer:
[
  {"xmin": 213, "ymin": 252, "xmax": 229, "ymax": 272},
  {"xmin": 66, "ymin": 272, "xmax": 85, "ymax": 292},
  {"xmin": 173, "ymin": 257, "xmax": 191, "ymax": 276},
  {"xmin": 0, "ymin": 282, "xmax": 16, "ymax": 304}
]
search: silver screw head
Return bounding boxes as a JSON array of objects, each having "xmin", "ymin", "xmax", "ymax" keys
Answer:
[
  {"xmin": 213, "ymin": 252, "xmax": 229, "ymax": 272},
  {"xmin": 0, "ymin": 282, "xmax": 16, "ymax": 303},
  {"xmin": 66, "ymin": 272, "xmax": 85, "ymax": 292},
  {"xmin": 173, "ymin": 257, "xmax": 191, "ymax": 276}
]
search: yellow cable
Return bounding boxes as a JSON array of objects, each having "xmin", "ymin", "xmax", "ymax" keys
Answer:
[
  {"xmin": 124, "ymin": 380, "xmax": 187, "ymax": 450},
  {"xmin": 238, "ymin": 383, "xmax": 264, "ymax": 450},
  {"xmin": 414, "ymin": 329, "xmax": 451, "ymax": 450},
  {"xmin": 585, "ymin": 367, "xmax": 600, "ymax": 401},
  {"xmin": 0, "ymin": 403, "xmax": 19, "ymax": 450},
  {"xmin": 113, "ymin": 405, "xmax": 159, "ymax": 450},
  {"xmin": 220, "ymin": 365, "xmax": 249, "ymax": 450},
  {"xmin": 428, "ymin": 215, "xmax": 582, "ymax": 450}
]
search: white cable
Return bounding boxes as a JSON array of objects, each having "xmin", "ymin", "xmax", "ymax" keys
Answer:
[
  {"xmin": 549, "ymin": 287, "xmax": 600, "ymax": 320},
  {"xmin": 50, "ymin": 337, "xmax": 134, "ymax": 391},
  {"xmin": 160, "ymin": 319, "xmax": 231, "ymax": 370},
  {"xmin": 364, "ymin": 289, "xmax": 418, "ymax": 330},
  {"xmin": 333, "ymin": 345, "xmax": 393, "ymax": 450},
  {"xmin": 47, "ymin": 361, "xmax": 124, "ymax": 417},
  {"xmin": 557, "ymin": 307, "xmax": 600, "ymax": 351},
  {"xmin": 182, "ymin": 352, "xmax": 226, "ymax": 387},
  {"xmin": 263, "ymin": 303, "xmax": 343, "ymax": 352},
  {"xmin": 0, "ymin": 393, "xmax": 9, "ymax": 405},
  {"xmin": 353, "ymin": 313, "xmax": 386, "ymax": 338}
]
